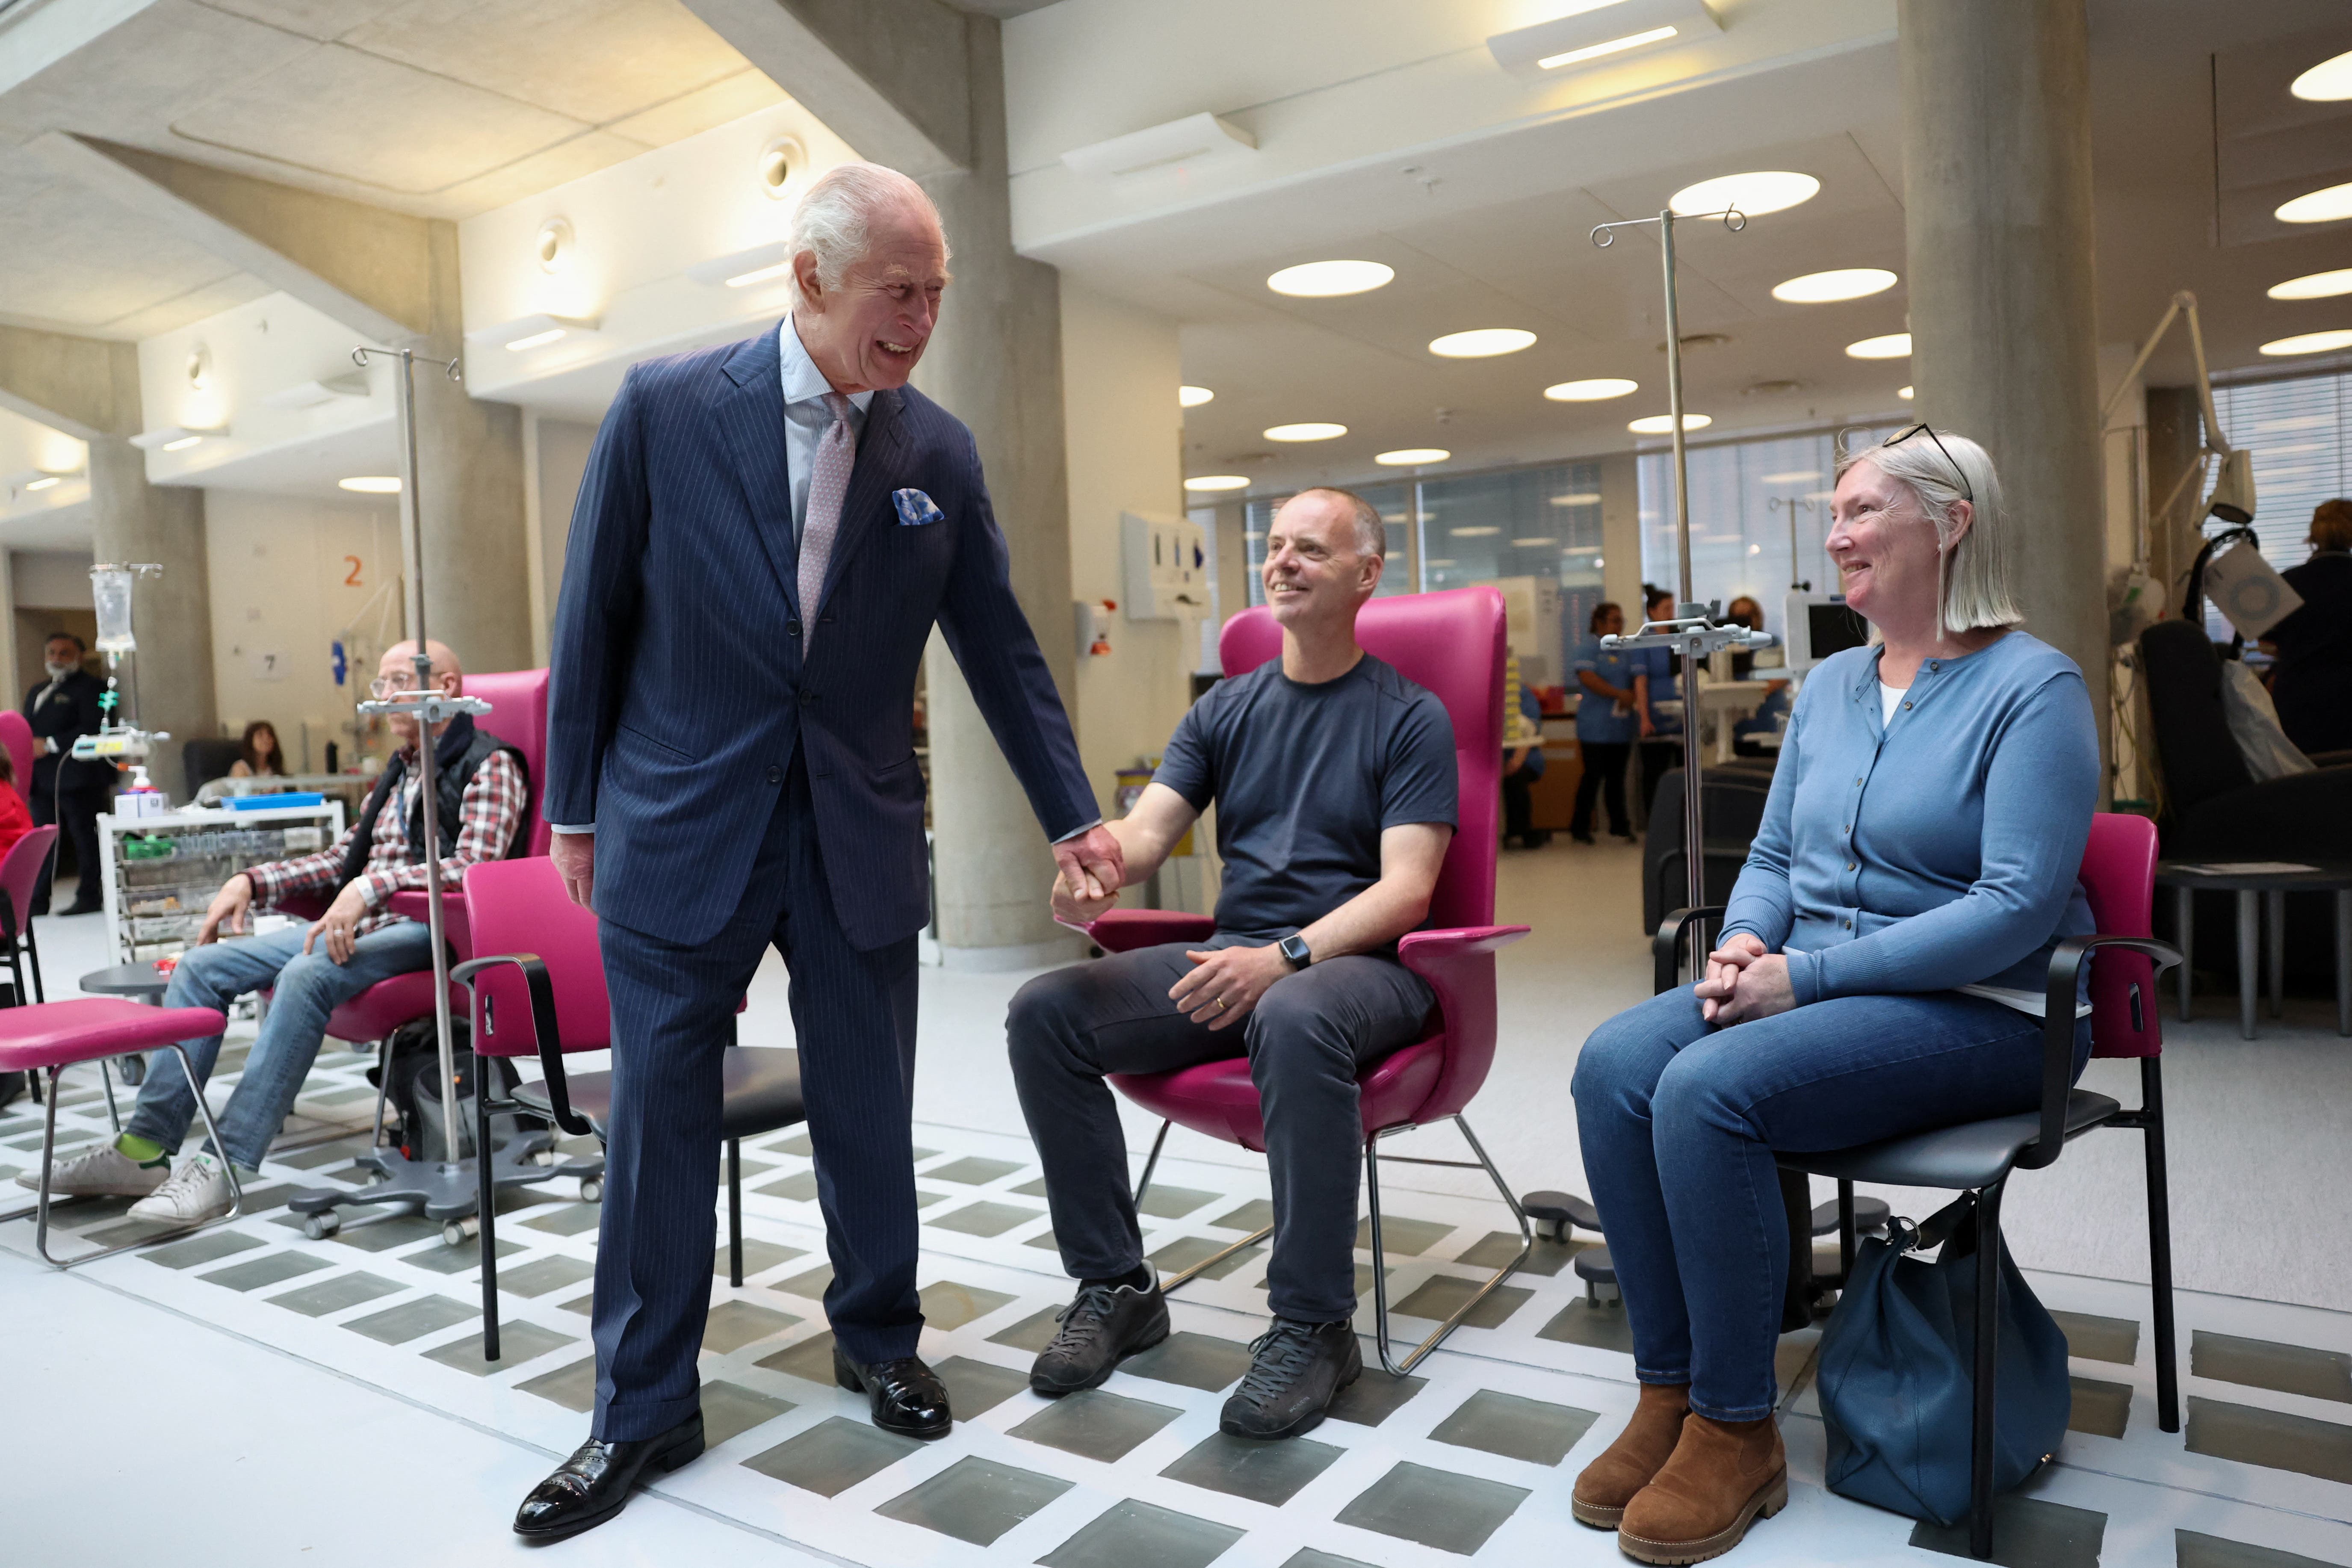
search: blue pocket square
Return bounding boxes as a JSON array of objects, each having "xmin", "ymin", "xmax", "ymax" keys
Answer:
[{"xmin": 892, "ymin": 488, "xmax": 946, "ymax": 526}]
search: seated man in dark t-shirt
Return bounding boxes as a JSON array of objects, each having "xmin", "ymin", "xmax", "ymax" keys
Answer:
[{"xmin": 1006, "ymin": 487, "xmax": 1457, "ymax": 1441}]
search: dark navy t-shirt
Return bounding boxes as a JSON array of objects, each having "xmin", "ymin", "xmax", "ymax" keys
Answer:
[{"xmin": 1153, "ymin": 653, "xmax": 1458, "ymax": 939}]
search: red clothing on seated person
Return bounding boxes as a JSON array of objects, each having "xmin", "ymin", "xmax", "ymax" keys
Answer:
[{"xmin": 0, "ymin": 782, "xmax": 31, "ymax": 861}]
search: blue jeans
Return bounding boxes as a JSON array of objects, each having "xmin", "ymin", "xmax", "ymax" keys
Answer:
[
  {"xmin": 126, "ymin": 921, "xmax": 437, "ymax": 1171},
  {"xmin": 1571, "ymin": 986, "xmax": 2088, "ymax": 1422}
]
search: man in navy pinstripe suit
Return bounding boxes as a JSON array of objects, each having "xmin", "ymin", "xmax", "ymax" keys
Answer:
[{"xmin": 518, "ymin": 162, "xmax": 1124, "ymax": 1541}]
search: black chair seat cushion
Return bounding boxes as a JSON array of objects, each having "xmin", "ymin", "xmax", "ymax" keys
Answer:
[
  {"xmin": 511, "ymin": 1046, "xmax": 804, "ymax": 1142},
  {"xmin": 1777, "ymin": 1089, "xmax": 2121, "ymax": 1190}
]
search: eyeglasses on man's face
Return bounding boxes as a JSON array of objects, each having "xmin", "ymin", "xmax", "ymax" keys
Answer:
[{"xmin": 368, "ymin": 672, "xmax": 449, "ymax": 699}]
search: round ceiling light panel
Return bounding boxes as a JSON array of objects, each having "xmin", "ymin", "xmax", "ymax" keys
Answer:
[
  {"xmin": 1628, "ymin": 413, "xmax": 1712, "ymax": 434},
  {"xmin": 1544, "ymin": 378, "xmax": 1638, "ymax": 401},
  {"xmin": 2275, "ymin": 181, "xmax": 2352, "ymax": 224},
  {"xmin": 1266, "ymin": 260, "xmax": 1394, "ymax": 297},
  {"xmin": 1771, "ymin": 268, "xmax": 1897, "ymax": 304},
  {"xmin": 340, "ymin": 476, "xmax": 402, "ymax": 493},
  {"xmin": 2269, "ymin": 269, "xmax": 2352, "ymax": 300},
  {"xmin": 1428, "ymin": 328, "xmax": 1536, "ymax": 357},
  {"xmin": 1263, "ymin": 422, "xmax": 1347, "ymax": 441},
  {"xmin": 760, "ymin": 136, "xmax": 805, "ymax": 199},
  {"xmin": 2290, "ymin": 49, "xmax": 2352, "ymax": 101},
  {"xmin": 2259, "ymin": 329, "xmax": 2352, "ymax": 357},
  {"xmin": 1179, "ymin": 385, "xmax": 1214, "ymax": 408},
  {"xmin": 1375, "ymin": 448, "xmax": 1451, "ymax": 465},
  {"xmin": 1182, "ymin": 475, "xmax": 1250, "ymax": 492},
  {"xmin": 1669, "ymin": 171, "xmax": 1819, "ymax": 218},
  {"xmin": 1844, "ymin": 332, "xmax": 1912, "ymax": 359}
]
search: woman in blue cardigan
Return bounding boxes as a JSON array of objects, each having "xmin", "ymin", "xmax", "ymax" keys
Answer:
[{"xmin": 1567, "ymin": 428, "xmax": 2098, "ymax": 1564}]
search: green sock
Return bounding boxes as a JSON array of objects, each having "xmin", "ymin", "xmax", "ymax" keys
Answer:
[{"xmin": 115, "ymin": 1133, "xmax": 167, "ymax": 1165}]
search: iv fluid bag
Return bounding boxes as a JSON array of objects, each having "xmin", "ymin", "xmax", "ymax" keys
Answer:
[{"xmin": 93, "ymin": 567, "xmax": 136, "ymax": 656}]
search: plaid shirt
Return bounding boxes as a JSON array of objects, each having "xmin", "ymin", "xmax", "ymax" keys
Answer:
[{"xmin": 245, "ymin": 748, "xmax": 526, "ymax": 936}]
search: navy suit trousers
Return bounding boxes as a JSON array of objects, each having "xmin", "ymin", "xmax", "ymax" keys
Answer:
[{"xmin": 591, "ymin": 756, "xmax": 921, "ymax": 1441}]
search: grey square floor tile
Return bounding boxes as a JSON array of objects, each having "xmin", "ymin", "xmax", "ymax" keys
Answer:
[
  {"xmin": 755, "ymin": 1331, "xmax": 839, "ymax": 1386},
  {"xmin": 84, "ymin": 1214, "xmax": 178, "ymax": 1248},
  {"xmin": 767, "ymin": 1131, "xmax": 814, "ymax": 1156},
  {"xmin": 201, "ymin": 1250, "xmax": 331, "ymax": 1293},
  {"xmin": 425, "ymin": 1320, "xmax": 575, "ymax": 1375},
  {"xmin": 1037, "ymin": 1497, "xmax": 1245, "ymax": 1568},
  {"xmin": 989, "ymin": 1308, "xmax": 1064, "ymax": 1355},
  {"xmin": 1429, "ymin": 1389, "xmax": 1597, "ymax": 1467},
  {"xmin": 720, "ymin": 1239, "xmax": 804, "ymax": 1278},
  {"xmin": 1025, "ymin": 1228, "xmax": 1062, "ymax": 1252},
  {"xmin": 1161, "ymin": 1431, "xmax": 1342, "ymax": 1505},
  {"xmin": 936, "ymin": 1355, "xmax": 1033, "ymax": 1418},
  {"xmin": 1355, "ymin": 1214, "xmax": 1452, "ymax": 1256},
  {"xmin": 1014, "ymin": 1177, "xmax": 1052, "ymax": 1198},
  {"xmin": 331, "ymin": 1213, "xmax": 444, "ymax": 1252},
  {"xmin": 1389, "ymin": 1275, "xmax": 1534, "ymax": 1331},
  {"xmin": 407, "ymin": 1237, "xmax": 523, "ymax": 1275},
  {"xmin": 347, "ymin": 1294, "xmax": 475, "ymax": 1345},
  {"xmin": 1335, "ymin": 1460, "xmax": 1529, "ymax": 1555},
  {"xmin": 2176, "ymin": 1527, "xmax": 2345, "ymax": 1568},
  {"xmin": 1009, "ymin": 1388, "xmax": 1182, "ymax": 1461},
  {"xmin": 1137, "ymin": 1184, "xmax": 1218, "ymax": 1220},
  {"xmin": 875, "ymin": 1454, "xmax": 1072, "ymax": 1545},
  {"xmin": 519, "ymin": 1357, "xmax": 599, "ymax": 1412},
  {"xmin": 270, "ymin": 1270, "xmax": 405, "ymax": 1317},
  {"xmin": 2068, "ymin": 1376, "xmax": 2132, "ymax": 1439},
  {"xmin": 744, "ymin": 1415, "xmax": 921, "ymax": 1497},
  {"xmin": 499, "ymin": 1254, "xmax": 595, "ymax": 1298},
  {"xmin": 1455, "ymin": 1230, "xmax": 1588, "ymax": 1277},
  {"xmin": 921, "ymin": 1279, "xmax": 1016, "ymax": 1331},
  {"xmin": 1537, "ymin": 1300, "xmax": 1636, "ymax": 1354},
  {"xmin": 928, "ymin": 1155, "xmax": 1024, "ymax": 1186},
  {"xmin": 928, "ymin": 1200, "xmax": 1037, "ymax": 1237},
  {"xmin": 2192, "ymin": 1331, "xmax": 2352, "ymax": 1403},
  {"xmin": 1278, "ymin": 1553, "xmax": 1380, "ymax": 1568},
  {"xmin": 703, "ymin": 1379, "xmax": 795, "ymax": 1447},
  {"xmin": 558, "ymin": 1291, "xmax": 594, "ymax": 1317},
  {"xmin": 53, "ymin": 1196, "xmax": 142, "ymax": 1233},
  {"xmin": 1910, "ymin": 1493, "xmax": 2105, "ymax": 1566},
  {"xmin": 1121, "ymin": 1331, "xmax": 1253, "ymax": 1393},
  {"xmin": 1147, "ymin": 1235, "xmax": 1264, "ymax": 1282},
  {"xmin": 1212, "ymin": 1199, "xmax": 1274, "ymax": 1232},
  {"xmin": 703, "ymin": 1300, "xmax": 801, "ymax": 1354},
  {"xmin": 2049, "ymin": 1309, "xmax": 2138, "ymax": 1367},
  {"xmin": 520, "ymin": 1204, "xmax": 602, "ymax": 1237},
  {"xmin": 142, "ymin": 1229, "xmax": 264, "ymax": 1269},
  {"xmin": 777, "ymin": 1264, "xmax": 834, "ymax": 1300},
  {"xmin": 2186, "ymin": 1396, "xmax": 2352, "ymax": 1484},
  {"xmin": 759, "ymin": 1170, "xmax": 823, "ymax": 1201},
  {"xmin": 1327, "ymin": 1362, "xmax": 1427, "ymax": 1428}
]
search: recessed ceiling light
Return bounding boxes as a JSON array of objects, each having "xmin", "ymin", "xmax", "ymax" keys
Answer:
[
  {"xmin": 2259, "ymin": 329, "xmax": 2352, "ymax": 356},
  {"xmin": 1430, "ymin": 328, "xmax": 1536, "ymax": 358},
  {"xmin": 2290, "ymin": 49, "xmax": 2352, "ymax": 101},
  {"xmin": 1511, "ymin": 536, "xmax": 1559, "ymax": 547},
  {"xmin": 23, "ymin": 476, "xmax": 60, "ymax": 492},
  {"xmin": 1845, "ymin": 333, "xmax": 1912, "ymax": 359},
  {"xmin": 164, "ymin": 436, "xmax": 203, "ymax": 451},
  {"xmin": 1760, "ymin": 470, "xmax": 1819, "ymax": 484},
  {"xmin": 2275, "ymin": 181, "xmax": 2352, "ymax": 224},
  {"xmin": 1486, "ymin": 3, "xmax": 1722, "ymax": 76},
  {"xmin": 1179, "ymin": 385, "xmax": 1214, "ymax": 408},
  {"xmin": 464, "ymin": 312, "xmax": 600, "ymax": 352},
  {"xmin": 1628, "ymin": 413, "xmax": 1711, "ymax": 434},
  {"xmin": 1545, "ymin": 378, "xmax": 1638, "ymax": 401},
  {"xmin": 1264, "ymin": 422, "xmax": 1346, "ymax": 441},
  {"xmin": 1183, "ymin": 475, "xmax": 1250, "ymax": 491},
  {"xmin": 1898, "ymin": 385, "xmax": 1914, "ymax": 400},
  {"xmin": 1541, "ymin": 24, "xmax": 1678, "ymax": 68},
  {"xmin": 130, "ymin": 423, "xmax": 225, "ymax": 452},
  {"xmin": 1550, "ymin": 492, "xmax": 1602, "ymax": 506},
  {"xmin": 1451, "ymin": 526, "xmax": 1501, "ymax": 537},
  {"xmin": 339, "ymin": 476, "xmax": 402, "ymax": 493},
  {"xmin": 1669, "ymin": 171, "xmax": 1819, "ymax": 218},
  {"xmin": 1266, "ymin": 260, "xmax": 1393, "ymax": 297},
  {"xmin": 1375, "ymin": 448, "xmax": 1451, "ymax": 465},
  {"xmin": 2269, "ymin": 269, "xmax": 2352, "ymax": 300},
  {"xmin": 1771, "ymin": 268, "xmax": 1897, "ymax": 304}
]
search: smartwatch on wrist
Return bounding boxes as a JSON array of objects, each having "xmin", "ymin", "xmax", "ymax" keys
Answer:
[{"xmin": 1277, "ymin": 933, "xmax": 1312, "ymax": 970}]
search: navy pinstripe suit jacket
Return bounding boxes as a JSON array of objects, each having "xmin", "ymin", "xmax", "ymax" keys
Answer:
[{"xmin": 545, "ymin": 322, "xmax": 1095, "ymax": 949}]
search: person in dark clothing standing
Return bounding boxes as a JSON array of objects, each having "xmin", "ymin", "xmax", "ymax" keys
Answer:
[
  {"xmin": 24, "ymin": 632, "xmax": 111, "ymax": 915},
  {"xmin": 2263, "ymin": 499, "xmax": 2352, "ymax": 757},
  {"xmin": 1633, "ymin": 586, "xmax": 1684, "ymax": 817}
]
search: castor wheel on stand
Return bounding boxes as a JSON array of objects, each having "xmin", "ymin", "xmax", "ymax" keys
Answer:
[
  {"xmin": 117, "ymin": 1055, "xmax": 145, "ymax": 1087},
  {"xmin": 302, "ymin": 1210, "xmax": 341, "ymax": 1240},
  {"xmin": 579, "ymin": 1177, "xmax": 603, "ymax": 1203},
  {"xmin": 1811, "ymin": 1195, "xmax": 1889, "ymax": 1237},
  {"xmin": 1519, "ymin": 1189, "xmax": 1601, "ymax": 1243},
  {"xmin": 1573, "ymin": 1246, "xmax": 1620, "ymax": 1306}
]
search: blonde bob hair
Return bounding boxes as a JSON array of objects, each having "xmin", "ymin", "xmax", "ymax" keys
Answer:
[{"xmin": 1835, "ymin": 428, "xmax": 2021, "ymax": 637}]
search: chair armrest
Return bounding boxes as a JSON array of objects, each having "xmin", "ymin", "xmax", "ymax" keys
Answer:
[
  {"xmin": 1653, "ymin": 906, "xmax": 1729, "ymax": 996},
  {"xmin": 1088, "ymin": 908, "xmax": 1217, "ymax": 954},
  {"xmin": 449, "ymin": 953, "xmax": 591, "ymax": 1137},
  {"xmin": 1398, "ymin": 926, "xmax": 1532, "ymax": 1030},
  {"xmin": 386, "ymin": 890, "xmax": 471, "ymax": 954},
  {"xmin": 2020, "ymin": 935, "xmax": 2183, "ymax": 1170}
]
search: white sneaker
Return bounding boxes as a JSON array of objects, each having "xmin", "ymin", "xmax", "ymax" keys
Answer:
[
  {"xmin": 18, "ymin": 1142, "xmax": 169, "ymax": 1196},
  {"xmin": 128, "ymin": 1152, "xmax": 234, "ymax": 1223}
]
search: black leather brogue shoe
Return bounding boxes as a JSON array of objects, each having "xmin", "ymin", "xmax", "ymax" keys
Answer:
[
  {"xmin": 834, "ymin": 1347, "xmax": 953, "ymax": 1439},
  {"xmin": 1030, "ymin": 1277, "xmax": 1170, "ymax": 1396},
  {"xmin": 513, "ymin": 1411, "xmax": 705, "ymax": 1541}
]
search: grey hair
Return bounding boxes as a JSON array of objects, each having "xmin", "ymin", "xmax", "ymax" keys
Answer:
[
  {"xmin": 788, "ymin": 162, "xmax": 948, "ymax": 307},
  {"xmin": 1835, "ymin": 428, "xmax": 2019, "ymax": 636},
  {"xmin": 1289, "ymin": 486, "xmax": 1387, "ymax": 560}
]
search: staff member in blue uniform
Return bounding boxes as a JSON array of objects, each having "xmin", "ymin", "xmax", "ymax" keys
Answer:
[
  {"xmin": 1571, "ymin": 601, "xmax": 1638, "ymax": 842},
  {"xmin": 1633, "ymin": 585, "xmax": 1683, "ymax": 817}
]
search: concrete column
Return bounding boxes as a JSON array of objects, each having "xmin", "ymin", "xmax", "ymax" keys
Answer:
[
  {"xmin": 88, "ymin": 434, "xmax": 216, "ymax": 747},
  {"xmin": 915, "ymin": 14, "xmax": 1082, "ymax": 965},
  {"xmin": 1900, "ymin": 0, "xmax": 2108, "ymax": 782}
]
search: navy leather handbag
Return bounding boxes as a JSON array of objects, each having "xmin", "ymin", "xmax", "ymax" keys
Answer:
[{"xmin": 1816, "ymin": 1194, "xmax": 2070, "ymax": 1526}]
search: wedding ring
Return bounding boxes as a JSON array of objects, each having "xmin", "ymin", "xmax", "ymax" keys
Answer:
[{"xmin": 1215, "ymin": 996, "xmax": 1228, "ymax": 1011}]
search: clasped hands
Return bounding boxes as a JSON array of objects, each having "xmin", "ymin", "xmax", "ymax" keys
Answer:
[
  {"xmin": 1048, "ymin": 827, "xmax": 1277, "ymax": 1033},
  {"xmin": 1693, "ymin": 931, "xmax": 1796, "ymax": 1025}
]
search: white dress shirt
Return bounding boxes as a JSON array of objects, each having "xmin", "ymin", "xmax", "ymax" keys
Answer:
[{"xmin": 778, "ymin": 316, "xmax": 874, "ymax": 544}]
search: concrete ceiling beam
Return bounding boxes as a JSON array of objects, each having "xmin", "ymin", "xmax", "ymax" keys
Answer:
[
  {"xmin": 0, "ymin": 325, "xmax": 138, "ymax": 443},
  {"xmin": 681, "ymin": 0, "xmax": 973, "ymax": 176},
  {"xmin": 30, "ymin": 132, "xmax": 432, "ymax": 346}
]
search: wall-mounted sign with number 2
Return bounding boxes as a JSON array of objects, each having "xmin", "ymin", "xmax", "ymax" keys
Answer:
[{"xmin": 344, "ymin": 555, "xmax": 363, "ymax": 586}]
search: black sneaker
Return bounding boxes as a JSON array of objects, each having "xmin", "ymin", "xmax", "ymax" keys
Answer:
[
  {"xmin": 1030, "ymin": 1276, "xmax": 1170, "ymax": 1396},
  {"xmin": 1220, "ymin": 1317, "xmax": 1361, "ymax": 1439}
]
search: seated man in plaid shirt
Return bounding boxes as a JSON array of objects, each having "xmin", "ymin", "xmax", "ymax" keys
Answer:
[{"xmin": 23, "ymin": 640, "xmax": 531, "ymax": 1223}]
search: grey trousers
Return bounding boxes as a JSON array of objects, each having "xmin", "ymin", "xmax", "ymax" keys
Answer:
[{"xmin": 1006, "ymin": 935, "xmax": 1435, "ymax": 1322}]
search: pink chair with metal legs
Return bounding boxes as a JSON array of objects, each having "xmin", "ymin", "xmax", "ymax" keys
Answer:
[
  {"xmin": 0, "ymin": 998, "xmax": 242, "ymax": 1264},
  {"xmin": 1092, "ymin": 587, "xmax": 1532, "ymax": 1376}
]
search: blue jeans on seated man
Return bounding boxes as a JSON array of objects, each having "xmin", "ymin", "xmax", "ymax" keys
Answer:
[
  {"xmin": 1571, "ymin": 986, "xmax": 2090, "ymax": 1423},
  {"xmin": 125, "ymin": 921, "xmax": 437, "ymax": 1172}
]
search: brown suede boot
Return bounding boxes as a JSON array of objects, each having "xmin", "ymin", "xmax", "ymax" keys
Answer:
[
  {"xmin": 1570, "ymin": 1382, "xmax": 1689, "ymax": 1528},
  {"xmin": 1617, "ymin": 1412, "xmax": 1787, "ymax": 1565}
]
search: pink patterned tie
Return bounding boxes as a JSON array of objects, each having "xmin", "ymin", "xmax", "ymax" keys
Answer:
[{"xmin": 797, "ymin": 391, "xmax": 856, "ymax": 650}]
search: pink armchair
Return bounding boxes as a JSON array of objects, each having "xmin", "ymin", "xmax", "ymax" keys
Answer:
[{"xmin": 1091, "ymin": 587, "xmax": 1532, "ymax": 1375}]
